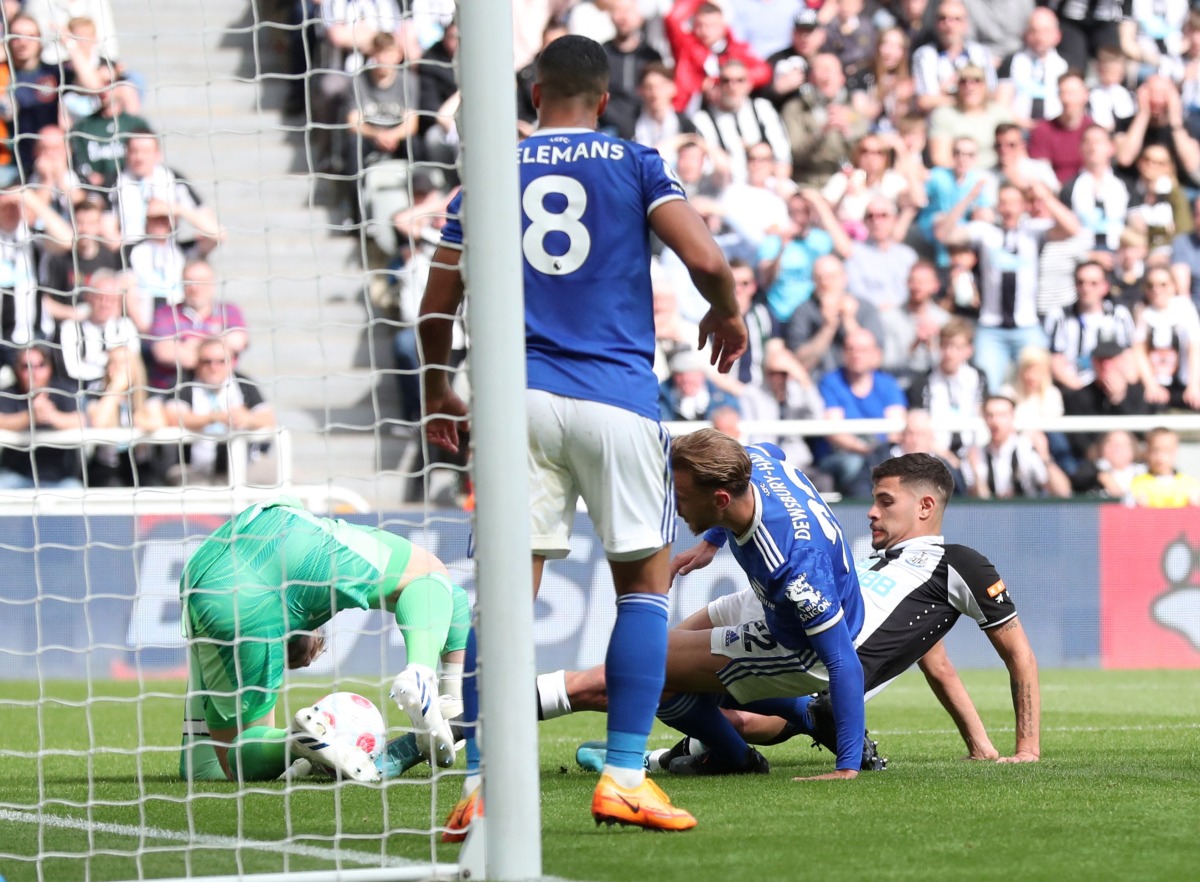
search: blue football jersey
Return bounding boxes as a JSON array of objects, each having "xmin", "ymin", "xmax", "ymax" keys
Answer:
[
  {"xmin": 440, "ymin": 128, "xmax": 686, "ymax": 420},
  {"xmin": 704, "ymin": 444, "xmax": 863, "ymax": 651}
]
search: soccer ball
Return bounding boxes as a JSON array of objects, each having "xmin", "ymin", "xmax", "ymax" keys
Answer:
[{"xmin": 309, "ymin": 692, "xmax": 387, "ymax": 760}]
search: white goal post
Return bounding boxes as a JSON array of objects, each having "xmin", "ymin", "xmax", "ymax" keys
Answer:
[
  {"xmin": 0, "ymin": 0, "xmax": 538, "ymax": 879},
  {"xmin": 453, "ymin": 0, "xmax": 544, "ymax": 879}
]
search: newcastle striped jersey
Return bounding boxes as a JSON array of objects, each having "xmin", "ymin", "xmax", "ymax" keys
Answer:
[{"xmin": 855, "ymin": 535, "xmax": 1018, "ymax": 692}]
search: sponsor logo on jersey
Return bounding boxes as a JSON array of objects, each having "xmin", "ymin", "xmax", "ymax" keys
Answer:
[
  {"xmin": 987, "ymin": 579, "xmax": 1008, "ymax": 599},
  {"xmin": 785, "ymin": 573, "xmax": 832, "ymax": 621},
  {"xmin": 724, "ymin": 628, "xmax": 740, "ymax": 647}
]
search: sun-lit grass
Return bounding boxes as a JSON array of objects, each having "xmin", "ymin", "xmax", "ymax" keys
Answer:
[{"xmin": 1, "ymin": 669, "xmax": 1198, "ymax": 881}]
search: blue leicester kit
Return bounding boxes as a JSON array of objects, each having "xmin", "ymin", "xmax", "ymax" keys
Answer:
[
  {"xmin": 704, "ymin": 444, "xmax": 864, "ymax": 652},
  {"xmin": 441, "ymin": 128, "xmax": 685, "ymax": 420}
]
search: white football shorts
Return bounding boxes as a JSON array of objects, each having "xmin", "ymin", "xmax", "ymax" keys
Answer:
[
  {"xmin": 707, "ymin": 588, "xmax": 896, "ymax": 702},
  {"xmin": 708, "ymin": 588, "xmax": 830, "ymax": 702},
  {"xmin": 527, "ymin": 389, "xmax": 675, "ymax": 561}
]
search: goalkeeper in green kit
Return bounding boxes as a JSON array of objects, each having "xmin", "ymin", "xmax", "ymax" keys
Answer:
[{"xmin": 177, "ymin": 497, "xmax": 470, "ymax": 783}]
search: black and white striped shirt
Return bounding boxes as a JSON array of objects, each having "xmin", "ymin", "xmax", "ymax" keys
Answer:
[
  {"xmin": 912, "ymin": 40, "xmax": 996, "ymax": 98},
  {"xmin": 690, "ymin": 97, "xmax": 791, "ymax": 184},
  {"xmin": 999, "ymin": 49, "xmax": 1070, "ymax": 122},
  {"xmin": 1043, "ymin": 0, "xmax": 1128, "ymax": 23},
  {"xmin": 1045, "ymin": 299, "xmax": 1137, "ymax": 384},
  {"xmin": 855, "ymin": 536, "xmax": 1017, "ymax": 692}
]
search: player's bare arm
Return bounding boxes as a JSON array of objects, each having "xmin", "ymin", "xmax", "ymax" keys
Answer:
[
  {"xmin": 986, "ymin": 616, "xmax": 1041, "ymax": 763},
  {"xmin": 417, "ymin": 244, "xmax": 469, "ymax": 453},
  {"xmin": 648, "ymin": 199, "xmax": 747, "ymax": 372},
  {"xmin": 917, "ymin": 640, "xmax": 1000, "ymax": 761}
]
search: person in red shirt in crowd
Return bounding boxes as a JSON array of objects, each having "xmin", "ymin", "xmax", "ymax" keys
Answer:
[
  {"xmin": 1028, "ymin": 70, "xmax": 1093, "ymax": 185},
  {"xmin": 665, "ymin": 0, "xmax": 770, "ymax": 113},
  {"xmin": 148, "ymin": 259, "xmax": 248, "ymax": 391}
]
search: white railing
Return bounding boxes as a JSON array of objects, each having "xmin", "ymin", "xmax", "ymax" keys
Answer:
[
  {"xmin": 664, "ymin": 413, "xmax": 1200, "ymax": 438},
  {"xmin": 0, "ymin": 426, "xmax": 372, "ymax": 514},
  {"xmin": 5, "ymin": 414, "xmax": 1196, "ymax": 514}
]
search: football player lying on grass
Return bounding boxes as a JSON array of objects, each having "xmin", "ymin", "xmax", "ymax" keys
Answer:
[{"xmin": 547, "ymin": 451, "xmax": 1041, "ymax": 777}]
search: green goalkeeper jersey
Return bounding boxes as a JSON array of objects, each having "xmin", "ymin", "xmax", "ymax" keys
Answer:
[{"xmin": 183, "ymin": 496, "xmax": 410, "ymax": 634}]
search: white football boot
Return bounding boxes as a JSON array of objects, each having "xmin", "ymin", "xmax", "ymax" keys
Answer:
[
  {"xmin": 289, "ymin": 705, "xmax": 380, "ymax": 783},
  {"xmin": 391, "ymin": 663, "xmax": 457, "ymax": 767}
]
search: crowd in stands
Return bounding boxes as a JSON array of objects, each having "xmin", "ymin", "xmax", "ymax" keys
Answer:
[
  {"xmin": 0, "ymin": 1, "xmax": 273, "ymax": 490},
  {"xmin": 287, "ymin": 0, "xmax": 1200, "ymax": 505},
  {"xmin": 6, "ymin": 0, "xmax": 1199, "ymax": 503}
]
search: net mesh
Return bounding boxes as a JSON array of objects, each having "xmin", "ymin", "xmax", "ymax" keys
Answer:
[{"xmin": 0, "ymin": 0, "xmax": 470, "ymax": 878}]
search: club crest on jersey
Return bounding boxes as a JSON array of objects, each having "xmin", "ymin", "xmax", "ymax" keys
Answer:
[
  {"xmin": 785, "ymin": 573, "xmax": 831, "ymax": 621},
  {"xmin": 906, "ymin": 551, "xmax": 929, "ymax": 569}
]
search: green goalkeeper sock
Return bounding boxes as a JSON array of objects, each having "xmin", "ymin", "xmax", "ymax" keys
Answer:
[
  {"xmin": 444, "ymin": 583, "xmax": 471, "ymax": 653},
  {"xmin": 228, "ymin": 726, "xmax": 289, "ymax": 781},
  {"xmin": 179, "ymin": 735, "xmax": 227, "ymax": 781},
  {"xmin": 394, "ymin": 573, "xmax": 455, "ymax": 669}
]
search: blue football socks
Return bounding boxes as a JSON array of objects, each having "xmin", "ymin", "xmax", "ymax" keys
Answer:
[
  {"xmin": 727, "ymin": 695, "xmax": 815, "ymax": 745},
  {"xmin": 604, "ymin": 593, "xmax": 669, "ymax": 773},
  {"xmin": 658, "ymin": 692, "xmax": 753, "ymax": 761},
  {"xmin": 461, "ymin": 627, "xmax": 480, "ymax": 777}
]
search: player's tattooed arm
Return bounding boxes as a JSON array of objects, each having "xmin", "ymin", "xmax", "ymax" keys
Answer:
[{"xmin": 986, "ymin": 616, "xmax": 1041, "ymax": 763}]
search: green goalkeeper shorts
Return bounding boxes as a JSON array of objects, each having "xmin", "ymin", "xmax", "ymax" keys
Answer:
[{"xmin": 183, "ymin": 559, "xmax": 288, "ymax": 731}]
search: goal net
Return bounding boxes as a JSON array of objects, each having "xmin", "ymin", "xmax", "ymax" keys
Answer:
[{"xmin": 0, "ymin": 0, "xmax": 491, "ymax": 879}]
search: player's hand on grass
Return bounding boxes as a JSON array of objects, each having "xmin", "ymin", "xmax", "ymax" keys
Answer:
[
  {"xmin": 996, "ymin": 749, "xmax": 1039, "ymax": 763},
  {"xmin": 671, "ymin": 540, "xmax": 719, "ymax": 581},
  {"xmin": 424, "ymin": 388, "xmax": 469, "ymax": 453},
  {"xmin": 793, "ymin": 769, "xmax": 859, "ymax": 781},
  {"xmin": 963, "ymin": 747, "xmax": 1001, "ymax": 761},
  {"xmin": 698, "ymin": 309, "xmax": 748, "ymax": 374}
]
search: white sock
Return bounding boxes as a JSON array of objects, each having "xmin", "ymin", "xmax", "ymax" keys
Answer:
[
  {"xmin": 440, "ymin": 662, "xmax": 463, "ymax": 704},
  {"xmin": 536, "ymin": 670, "xmax": 572, "ymax": 720},
  {"xmin": 646, "ymin": 738, "xmax": 705, "ymax": 771},
  {"xmin": 602, "ymin": 763, "xmax": 644, "ymax": 789}
]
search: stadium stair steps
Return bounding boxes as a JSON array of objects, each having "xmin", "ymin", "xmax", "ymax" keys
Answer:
[{"xmin": 117, "ymin": 0, "xmax": 429, "ymax": 509}]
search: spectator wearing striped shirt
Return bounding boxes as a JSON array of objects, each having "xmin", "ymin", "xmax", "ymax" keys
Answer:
[
  {"xmin": 995, "ymin": 7, "xmax": 1070, "ymax": 132},
  {"xmin": 690, "ymin": 59, "xmax": 791, "ymax": 185},
  {"xmin": 935, "ymin": 179, "xmax": 1081, "ymax": 392},
  {"xmin": 1045, "ymin": 260, "xmax": 1137, "ymax": 391},
  {"xmin": 911, "ymin": 0, "xmax": 996, "ymax": 114}
]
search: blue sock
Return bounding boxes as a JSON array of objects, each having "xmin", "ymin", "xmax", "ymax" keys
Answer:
[
  {"xmin": 462, "ymin": 627, "xmax": 480, "ymax": 776},
  {"xmin": 605, "ymin": 593, "xmax": 669, "ymax": 770},
  {"xmin": 726, "ymin": 695, "xmax": 815, "ymax": 735},
  {"xmin": 658, "ymin": 692, "xmax": 752, "ymax": 761}
]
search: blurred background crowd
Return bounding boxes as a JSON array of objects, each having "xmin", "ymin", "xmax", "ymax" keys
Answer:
[{"xmin": 2, "ymin": 0, "xmax": 1199, "ymax": 508}]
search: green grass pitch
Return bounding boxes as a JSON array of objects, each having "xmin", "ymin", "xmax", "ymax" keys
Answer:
[{"xmin": 1, "ymin": 669, "xmax": 1198, "ymax": 882}]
